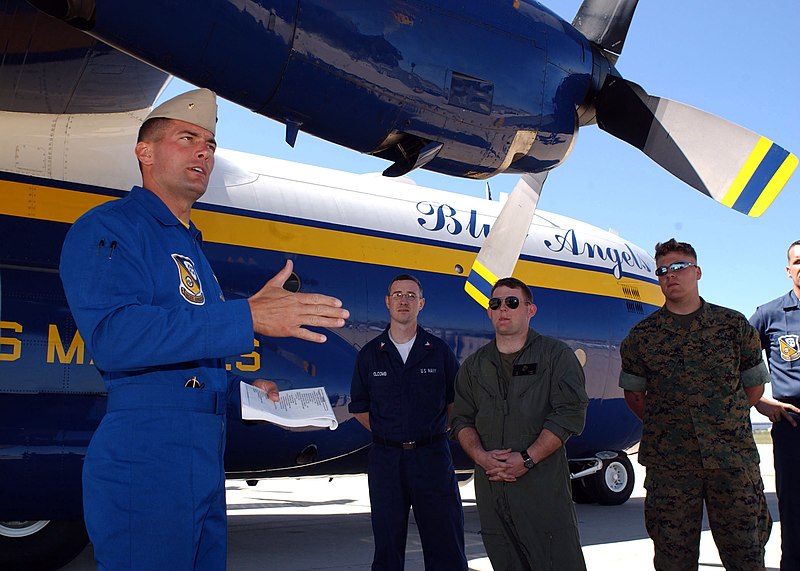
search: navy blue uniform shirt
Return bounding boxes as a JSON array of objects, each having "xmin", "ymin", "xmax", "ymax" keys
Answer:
[
  {"xmin": 60, "ymin": 186, "xmax": 254, "ymax": 392},
  {"xmin": 349, "ymin": 326, "xmax": 458, "ymax": 441},
  {"xmin": 751, "ymin": 290, "xmax": 800, "ymax": 399}
]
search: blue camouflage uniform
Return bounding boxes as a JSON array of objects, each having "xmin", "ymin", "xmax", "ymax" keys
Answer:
[
  {"xmin": 60, "ymin": 186, "xmax": 254, "ymax": 570},
  {"xmin": 349, "ymin": 326, "xmax": 467, "ymax": 571},
  {"xmin": 751, "ymin": 290, "xmax": 800, "ymax": 570}
]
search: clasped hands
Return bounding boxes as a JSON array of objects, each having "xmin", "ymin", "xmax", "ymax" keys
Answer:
[{"xmin": 480, "ymin": 448, "xmax": 529, "ymax": 482}]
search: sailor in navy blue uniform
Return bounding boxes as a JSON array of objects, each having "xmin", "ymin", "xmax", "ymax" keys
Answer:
[
  {"xmin": 750, "ymin": 239, "xmax": 800, "ymax": 570},
  {"xmin": 59, "ymin": 88, "xmax": 348, "ymax": 570},
  {"xmin": 349, "ymin": 274, "xmax": 467, "ymax": 571}
]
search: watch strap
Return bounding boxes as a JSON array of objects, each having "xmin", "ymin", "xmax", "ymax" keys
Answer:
[{"xmin": 520, "ymin": 449, "xmax": 536, "ymax": 469}]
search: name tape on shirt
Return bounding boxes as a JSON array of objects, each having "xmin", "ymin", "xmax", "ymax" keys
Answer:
[{"xmin": 513, "ymin": 363, "xmax": 537, "ymax": 376}]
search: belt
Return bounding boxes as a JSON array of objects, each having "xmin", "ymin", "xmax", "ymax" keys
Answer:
[
  {"xmin": 776, "ymin": 396, "xmax": 800, "ymax": 408},
  {"xmin": 106, "ymin": 383, "xmax": 226, "ymax": 415},
  {"xmin": 372, "ymin": 433, "xmax": 446, "ymax": 450}
]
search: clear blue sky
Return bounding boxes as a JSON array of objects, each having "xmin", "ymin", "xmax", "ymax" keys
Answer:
[{"xmin": 159, "ymin": 0, "xmax": 799, "ymax": 320}]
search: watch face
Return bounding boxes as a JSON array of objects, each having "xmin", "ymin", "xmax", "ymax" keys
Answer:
[{"xmin": 521, "ymin": 451, "xmax": 534, "ymax": 469}]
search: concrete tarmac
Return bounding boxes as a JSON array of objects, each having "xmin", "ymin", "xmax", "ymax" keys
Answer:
[{"xmin": 62, "ymin": 444, "xmax": 782, "ymax": 570}]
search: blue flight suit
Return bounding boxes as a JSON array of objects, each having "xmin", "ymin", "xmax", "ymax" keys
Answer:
[
  {"xmin": 349, "ymin": 326, "xmax": 467, "ymax": 571},
  {"xmin": 751, "ymin": 291, "xmax": 800, "ymax": 570},
  {"xmin": 60, "ymin": 186, "xmax": 254, "ymax": 570}
]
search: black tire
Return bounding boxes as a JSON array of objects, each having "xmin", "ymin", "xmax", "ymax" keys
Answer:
[
  {"xmin": 0, "ymin": 519, "xmax": 89, "ymax": 571},
  {"xmin": 570, "ymin": 477, "xmax": 594, "ymax": 504},
  {"xmin": 588, "ymin": 452, "xmax": 635, "ymax": 506}
]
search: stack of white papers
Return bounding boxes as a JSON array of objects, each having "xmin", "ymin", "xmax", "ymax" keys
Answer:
[{"xmin": 240, "ymin": 383, "xmax": 338, "ymax": 430}]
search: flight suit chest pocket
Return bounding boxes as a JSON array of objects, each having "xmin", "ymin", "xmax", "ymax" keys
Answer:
[
  {"xmin": 513, "ymin": 363, "xmax": 549, "ymax": 420},
  {"xmin": 514, "ymin": 362, "xmax": 544, "ymax": 396}
]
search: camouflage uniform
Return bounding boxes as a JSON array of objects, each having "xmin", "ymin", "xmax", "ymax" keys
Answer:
[{"xmin": 620, "ymin": 300, "xmax": 772, "ymax": 571}]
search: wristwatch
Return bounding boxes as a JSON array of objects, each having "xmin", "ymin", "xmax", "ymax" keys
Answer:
[{"xmin": 520, "ymin": 449, "xmax": 536, "ymax": 469}]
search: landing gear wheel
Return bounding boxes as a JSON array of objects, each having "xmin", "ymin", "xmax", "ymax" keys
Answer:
[
  {"xmin": 570, "ymin": 477, "xmax": 594, "ymax": 504},
  {"xmin": 0, "ymin": 519, "xmax": 89, "ymax": 571},
  {"xmin": 588, "ymin": 452, "xmax": 635, "ymax": 505}
]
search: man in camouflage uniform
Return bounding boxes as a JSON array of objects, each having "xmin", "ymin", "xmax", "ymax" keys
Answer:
[{"xmin": 619, "ymin": 239, "xmax": 772, "ymax": 571}]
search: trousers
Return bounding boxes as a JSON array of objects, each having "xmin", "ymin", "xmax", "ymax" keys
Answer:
[
  {"xmin": 772, "ymin": 408, "xmax": 800, "ymax": 570},
  {"xmin": 644, "ymin": 466, "xmax": 772, "ymax": 571},
  {"xmin": 367, "ymin": 440, "xmax": 467, "ymax": 571},
  {"xmin": 84, "ymin": 387, "xmax": 227, "ymax": 570}
]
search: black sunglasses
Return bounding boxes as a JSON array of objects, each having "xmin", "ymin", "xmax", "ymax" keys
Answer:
[
  {"xmin": 488, "ymin": 296, "xmax": 527, "ymax": 310},
  {"xmin": 654, "ymin": 261, "xmax": 696, "ymax": 277}
]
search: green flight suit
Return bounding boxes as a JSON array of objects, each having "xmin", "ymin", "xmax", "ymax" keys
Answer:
[{"xmin": 451, "ymin": 329, "xmax": 588, "ymax": 571}]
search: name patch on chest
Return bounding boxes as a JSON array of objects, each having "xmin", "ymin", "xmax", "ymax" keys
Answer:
[
  {"xmin": 172, "ymin": 253, "xmax": 205, "ymax": 305},
  {"xmin": 513, "ymin": 363, "xmax": 537, "ymax": 376},
  {"xmin": 419, "ymin": 368, "xmax": 438, "ymax": 374},
  {"xmin": 372, "ymin": 371, "xmax": 388, "ymax": 377}
]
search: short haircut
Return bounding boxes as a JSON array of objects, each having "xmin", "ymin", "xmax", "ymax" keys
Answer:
[
  {"xmin": 787, "ymin": 240, "xmax": 800, "ymax": 261},
  {"xmin": 137, "ymin": 117, "xmax": 171, "ymax": 143},
  {"xmin": 654, "ymin": 238, "xmax": 697, "ymax": 262},
  {"xmin": 491, "ymin": 277, "xmax": 532, "ymax": 304},
  {"xmin": 388, "ymin": 274, "xmax": 423, "ymax": 297}
]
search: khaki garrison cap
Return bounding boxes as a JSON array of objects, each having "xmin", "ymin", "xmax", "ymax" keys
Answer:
[{"xmin": 144, "ymin": 88, "xmax": 218, "ymax": 135}]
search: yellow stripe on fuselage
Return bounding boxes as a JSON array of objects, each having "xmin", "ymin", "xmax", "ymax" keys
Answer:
[
  {"xmin": 3, "ymin": 180, "xmax": 114, "ymax": 223},
  {"xmin": 0, "ymin": 180, "xmax": 664, "ymax": 307}
]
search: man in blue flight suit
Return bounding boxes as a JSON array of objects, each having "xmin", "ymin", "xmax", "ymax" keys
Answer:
[
  {"xmin": 750, "ymin": 239, "xmax": 800, "ymax": 570},
  {"xmin": 59, "ymin": 88, "xmax": 349, "ymax": 570},
  {"xmin": 349, "ymin": 274, "xmax": 468, "ymax": 571}
]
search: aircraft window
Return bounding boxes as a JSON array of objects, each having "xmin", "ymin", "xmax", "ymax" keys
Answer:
[
  {"xmin": 283, "ymin": 272, "xmax": 301, "ymax": 293},
  {"xmin": 454, "ymin": 264, "xmax": 464, "ymax": 275}
]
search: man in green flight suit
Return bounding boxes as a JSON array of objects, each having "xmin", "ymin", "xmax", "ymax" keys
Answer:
[
  {"xmin": 620, "ymin": 238, "xmax": 772, "ymax": 570},
  {"xmin": 451, "ymin": 276, "xmax": 588, "ymax": 571}
]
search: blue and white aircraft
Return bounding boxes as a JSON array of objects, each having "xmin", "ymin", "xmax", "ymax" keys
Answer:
[{"xmin": 0, "ymin": 1, "xmax": 795, "ymax": 569}]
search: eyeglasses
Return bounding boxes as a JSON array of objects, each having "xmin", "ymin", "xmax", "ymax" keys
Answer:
[
  {"xmin": 390, "ymin": 292, "xmax": 418, "ymax": 301},
  {"xmin": 655, "ymin": 261, "xmax": 696, "ymax": 277},
  {"xmin": 488, "ymin": 296, "xmax": 529, "ymax": 310}
]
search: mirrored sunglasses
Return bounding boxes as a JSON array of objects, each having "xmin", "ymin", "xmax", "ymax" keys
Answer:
[{"xmin": 654, "ymin": 261, "xmax": 696, "ymax": 277}]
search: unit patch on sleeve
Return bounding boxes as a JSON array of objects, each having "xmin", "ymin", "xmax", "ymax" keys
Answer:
[{"xmin": 171, "ymin": 253, "xmax": 205, "ymax": 305}]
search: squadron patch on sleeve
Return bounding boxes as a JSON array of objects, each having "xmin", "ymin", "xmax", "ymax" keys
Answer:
[
  {"xmin": 779, "ymin": 334, "xmax": 800, "ymax": 362},
  {"xmin": 171, "ymin": 253, "xmax": 205, "ymax": 305}
]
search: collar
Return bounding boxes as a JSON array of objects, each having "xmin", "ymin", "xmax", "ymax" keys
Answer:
[
  {"xmin": 656, "ymin": 298, "xmax": 709, "ymax": 332},
  {"xmin": 783, "ymin": 290, "xmax": 799, "ymax": 311},
  {"xmin": 377, "ymin": 325, "xmax": 434, "ymax": 352},
  {"xmin": 489, "ymin": 328, "xmax": 539, "ymax": 362},
  {"xmin": 130, "ymin": 186, "xmax": 202, "ymax": 240}
]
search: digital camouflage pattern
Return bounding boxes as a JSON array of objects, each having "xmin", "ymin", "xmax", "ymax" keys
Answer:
[
  {"xmin": 644, "ymin": 465, "xmax": 771, "ymax": 571},
  {"xmin": 620, "ymin": 300, "xmax": 772, "ymax": 570},
  {"xmin": 619, "ymin": 300, "xmax": 770, "ymax": 469}
]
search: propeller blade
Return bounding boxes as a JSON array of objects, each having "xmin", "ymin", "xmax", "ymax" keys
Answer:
[
  {"xmin": 464, "ymin": 172, "xmax": 547, "ymax": 308},
  {"xmin": 572, "ymin": 0, "xmax": 640, "ymax": 62},
  {"xmin": 595, "ymin": 76, "xmax": 797, "ymax": 217}
]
